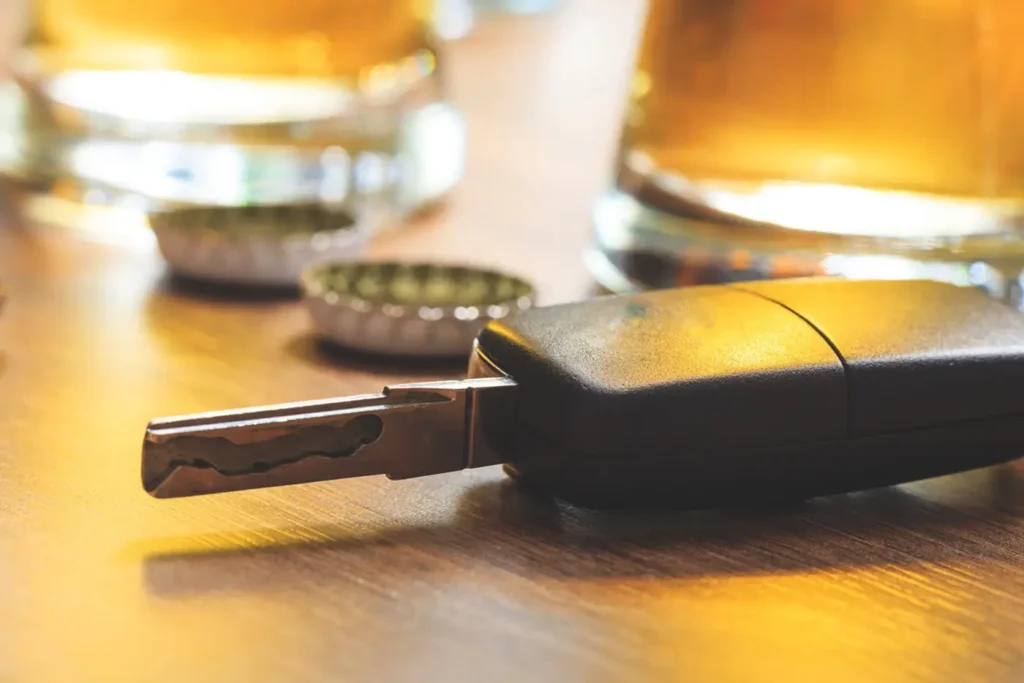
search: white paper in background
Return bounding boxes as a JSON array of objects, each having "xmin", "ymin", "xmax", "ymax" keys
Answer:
[{"xmin": 0, "ymin": 0, "xmax": 26, "ymax": 77}]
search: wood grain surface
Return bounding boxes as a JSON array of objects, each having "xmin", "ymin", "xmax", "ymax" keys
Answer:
[{"xmin": 4, "ymin": 2, "xmax": 1024, "ymax": 682}]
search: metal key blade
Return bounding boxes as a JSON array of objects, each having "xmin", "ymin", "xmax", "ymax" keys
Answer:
[{"xmin": 142, "ymin": 377, "xmax": 516, "ymax": 498}]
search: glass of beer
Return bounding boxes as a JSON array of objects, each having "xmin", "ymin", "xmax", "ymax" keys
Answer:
[
  {"xmin": 592, "ymin": 0, "xmax": 1024, "ymax": 295},
  {"xmin": 2, "ymin": 0, "xmax": 462, "ymax": 225}
]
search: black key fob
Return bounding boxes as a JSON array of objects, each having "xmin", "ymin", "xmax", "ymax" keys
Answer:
[{"xmin": 474, "ymin": 279, "xmax": 1024, "ymax": 508}]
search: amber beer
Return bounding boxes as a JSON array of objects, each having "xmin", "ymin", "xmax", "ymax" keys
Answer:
[
  {"xmin": 29, "ymin": 0, "xmax": 434, "ymax": 79},
  {"xmin": 615, "ymin": 0, "xmax": 1024, "ymax": 239}
]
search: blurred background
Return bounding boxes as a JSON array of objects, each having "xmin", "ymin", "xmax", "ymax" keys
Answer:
[
  {"xmin": 4, "ymin": 0, "xmax": 1024, "ymax": 300},
  {"xmin": 0, "ymin": 0, "xmax": 635, "ymax": 304}
]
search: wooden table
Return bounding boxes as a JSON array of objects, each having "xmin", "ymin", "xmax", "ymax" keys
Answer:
[{"xmin": 4, "ymin": 2, "xmax": 1024, "ymax": 681}]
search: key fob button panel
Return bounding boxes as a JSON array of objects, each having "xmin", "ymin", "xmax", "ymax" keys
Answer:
[
  {"xmin": 478, "ymin": 286, "xmax": 847, "ymax": 460},
  {"xmin": 737, "ymin": 279, "xmax": 1024, "ymax": 435}
]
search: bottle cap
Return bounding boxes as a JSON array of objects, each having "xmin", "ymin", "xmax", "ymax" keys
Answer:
[
  {"xmin": 149, "ymin": 204, "xmax": 371, "ymax": 287},
  {"xmin": 302, "ymin": 261, "xmax": 536, "ymax": 357}
]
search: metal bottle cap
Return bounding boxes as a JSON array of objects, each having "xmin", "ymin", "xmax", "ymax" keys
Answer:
[
  {"xmin": 149, "ymin": 204, "xmax": 372, "ymax": 287},
  {"xmin": 302, "ymin": 262, "xmax": 536, "ymax": 357}
]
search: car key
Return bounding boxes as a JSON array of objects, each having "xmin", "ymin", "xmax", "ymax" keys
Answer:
[{"xmin": 141, "ymin": 278, "xmax": 1024, "ymax": 508}]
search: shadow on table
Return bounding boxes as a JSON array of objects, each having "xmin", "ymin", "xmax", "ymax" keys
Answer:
[
  {"xmin": 284, "ymin": 334, "xmax": 468, "ymax": 378},
  {"xmin": 154, "ymin": 273, "xmax": 303, "ymax": 304},
  {"xmin": 142, "ymin": 460, "xmax": 1024, "ymax": 596}
]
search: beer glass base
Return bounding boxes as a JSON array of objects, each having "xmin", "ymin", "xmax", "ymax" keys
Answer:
[
  {"xmin": 0, "ymin": 69, "xmax": 464, "ymax": 238},
  {"xmin": 590, "ymin": 188, "xmax": 1024, "ymax": 308}
]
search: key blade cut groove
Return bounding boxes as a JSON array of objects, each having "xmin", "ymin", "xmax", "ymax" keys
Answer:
[
  {"xmin": 142, "ymin": 381, "xmax": 478, "ymax": 498},
  {"xmin": 142, "ymin": 414, "xmax": 386, "ymax": 494}
]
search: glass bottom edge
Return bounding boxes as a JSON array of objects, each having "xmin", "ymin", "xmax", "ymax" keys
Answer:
[
  {"xmin": 0, "ymin": 74, "xmax": 465, "ymax": 238},
  {"xmin": 590, "ymin": 189, "xmax": 1024, "ymax": 309}
]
